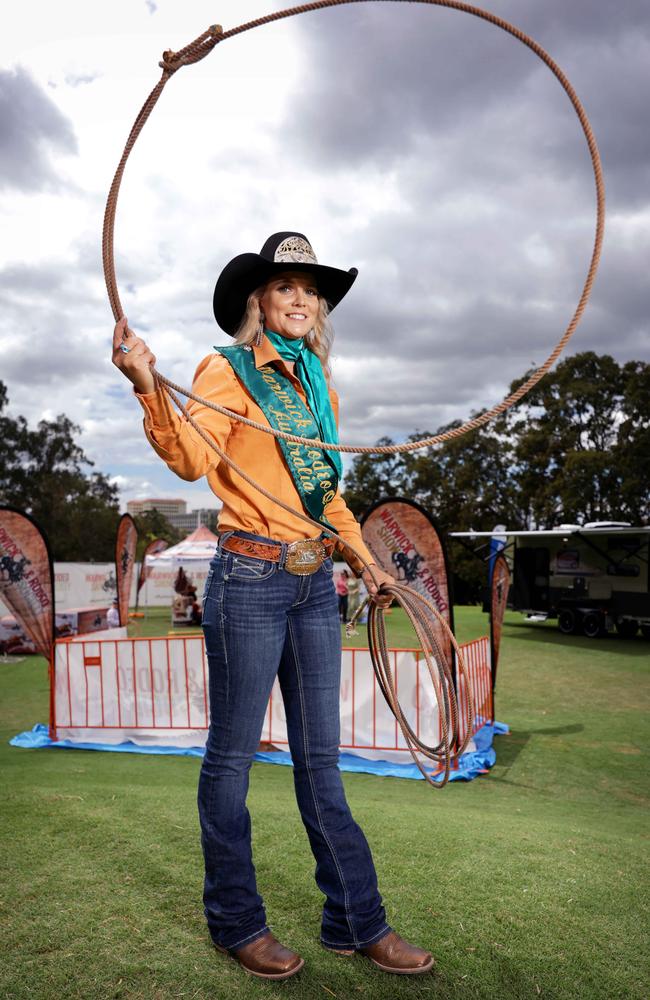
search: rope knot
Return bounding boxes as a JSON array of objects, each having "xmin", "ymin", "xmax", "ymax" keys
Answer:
[
  {"xmin": 159, "ymin": 25, "xmax": 224, "ymax": 75},
  {"xmin": 159, "ymin": 49, "xmax": 181, "ymax": 74}
]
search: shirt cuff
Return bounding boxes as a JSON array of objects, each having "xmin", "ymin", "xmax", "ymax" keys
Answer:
[
  {"xmin": 336, "ymin": 538, "xmax": 375, "ymax": 577},
  {"xmin": 134, "ymin": 385, "xmax": 178, "ymax": 430}
]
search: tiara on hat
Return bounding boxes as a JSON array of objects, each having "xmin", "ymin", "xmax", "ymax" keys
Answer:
[{"xmin": 273, "ymin": 236, "xmax": 318, "ymax": 265}]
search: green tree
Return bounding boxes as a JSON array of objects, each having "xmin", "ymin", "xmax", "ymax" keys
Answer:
[
  {"xmin": 407, "ymin": 422, "xmax": 523, "ymax": 601},
  {"xmin": 507, "ymin": 353, "xmax": 648, "ymax": 525},
  {"xmin": 0, "ymin": 381, "xmax": 121, "ymax": 559},
  {"xmin": 343, "ymin": 424, "xmax": 520, "ymax": 601},
  {"xmin": 342, "ymin": 437, "xmax": 410, "ymax": 517},
  {"xmin": 341, "ymin": 352, "xmax": 650, "ymax": 599},
  {"xmin": 0, "ymin": 381, "xmax": 30, "ymax": 499},
  {"xmin": 133, "ymin": 508, "xmax": 181, "ymax": 560},
  {"xmin": 615, "ymin": 360, "xmax": 650, "ymax": 523}
]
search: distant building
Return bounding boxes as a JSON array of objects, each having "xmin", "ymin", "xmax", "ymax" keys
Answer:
[
  {"xmin": 126, "ymin": 498, "xmax": 220, "ymax": 535},
  {"xmin": 169, "ymin": 508, "xmax": 219, "ymax": 535},
  {"xmin": 127, "ymin": 498, "xmax": 187, "ymax": 520}
]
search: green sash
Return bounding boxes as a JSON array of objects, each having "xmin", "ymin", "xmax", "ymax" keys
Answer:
[{"xmin": 217, "ymin": 346, "xmax": 340, "ymax": 531}]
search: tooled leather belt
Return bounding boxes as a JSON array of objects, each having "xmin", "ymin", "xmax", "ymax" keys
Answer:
[{"xmin": 220, "ymin": 534, "xmax": 336, "ymax": 576}]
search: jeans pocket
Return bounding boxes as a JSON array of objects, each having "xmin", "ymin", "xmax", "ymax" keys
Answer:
[
  {"xmin": 200, "ymin": 568, "xmax": 212, "ymax": 611},
  {"xmin": 202, "ymin": 556, "xmax": 226, "ymax": 624},
  {"xmin": 322, "ymin": 558, "xmax": 335, "ymax": 576},
  {"xmin": 228, "ymin": 554, "xmax": 276, "ymax": 582},
  {"xmin": 201, "ymin": 569, "xmax": 215, "ymax": 626}
]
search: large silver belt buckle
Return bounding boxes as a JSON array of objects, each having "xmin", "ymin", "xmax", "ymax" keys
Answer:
[{"xmin": 285, "ymin": 539, "xmax": 327, "ymax": 576}]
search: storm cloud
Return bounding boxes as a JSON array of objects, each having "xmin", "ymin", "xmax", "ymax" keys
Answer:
[
  {"xmin": 265, "ymin": 0, "xmax": 650, "ymax": 442},
  {"xmin": 0, "ymin": 66, "xmax": 77, "ymax": 191},
  {"xmin": 0, "ymin": 0, "xmax": 647, "ymax": 509}
]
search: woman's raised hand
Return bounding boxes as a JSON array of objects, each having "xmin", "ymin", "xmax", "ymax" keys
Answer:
[{"xmin": 112, "ymin": 317, "xmax": 157, "ymax": 395}]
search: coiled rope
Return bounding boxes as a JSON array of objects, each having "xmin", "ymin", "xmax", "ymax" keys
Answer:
[{"xmin": 103, "ymin": 1, "xmax": 604, "ymax": 785}]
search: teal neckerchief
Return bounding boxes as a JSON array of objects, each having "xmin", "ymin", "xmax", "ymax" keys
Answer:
[
  {"xmin": 215, "ymin": 344, "xmax": 339, "ymax": 531},
  {"xmin": 263, "ymin": 329, "xmax": 343, "ymax": 479}
]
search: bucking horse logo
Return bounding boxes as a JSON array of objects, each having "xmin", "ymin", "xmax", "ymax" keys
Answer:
[
  {"xmin": 120, "ymin": 546, "xmax": 131, "ymax": 574},
  {"xmin": 0, "ymin": 554, "xmax": 31, "ymax": 586},
  {"xmin": 392, "ymin": 548, "xmax": 424, "ymax": 583}
]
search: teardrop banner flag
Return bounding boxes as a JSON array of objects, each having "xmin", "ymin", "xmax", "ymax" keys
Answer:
[
  {"xmin": 490, "ymin": 552, "xmax": 510, "ymax": 689},
  {"xmin": 488, "ymin": 524, "xmax": 508, "ymax": 582},
  {"xmin": 135, "ymin": 537, "xmax": 169, "ymax": 609},
  {"xmin": 361, "ymin": 498, "xmax": 454, "ymax": 673},
  {"xmin": 0, "ymin": 507, "xmax": 54, "ymax": 658},
  {"xmin": 115, "ymin": 514, "xmax": 138, "ymax": 626}
]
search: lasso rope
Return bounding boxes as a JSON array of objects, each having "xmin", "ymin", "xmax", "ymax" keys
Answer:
[
  {"xmin": 162, "ymin": 381, "xmax": 473, "ymax": 785},
  {"xmin": 103, "ymin": 1, "xmax": 604, "ymax": 785}
]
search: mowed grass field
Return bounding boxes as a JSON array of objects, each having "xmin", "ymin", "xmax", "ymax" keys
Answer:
[{"xmin": 1, "ymin": 607, "xmax": 648, "ymax": 1000}]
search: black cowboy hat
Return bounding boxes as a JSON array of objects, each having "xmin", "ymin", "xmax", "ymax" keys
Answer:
[{"xmin": 212, "ymin": 231, "xmax": 358, "ymax": 335}]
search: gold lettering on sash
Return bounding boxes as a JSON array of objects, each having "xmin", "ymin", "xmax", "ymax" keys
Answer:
[{"xmin": 223, "ymin": 355, "xmax": 338, "ymax": 523}]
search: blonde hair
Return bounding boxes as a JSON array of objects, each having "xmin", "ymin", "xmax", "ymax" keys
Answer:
[{"xmin": 233, "ymin": 280, "xmax": 335, "ymax": 381}]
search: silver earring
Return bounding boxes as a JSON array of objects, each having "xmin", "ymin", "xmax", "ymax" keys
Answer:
[{"xmin": 255, "ymin": 312, "xmax": 265, "ymax": 347}]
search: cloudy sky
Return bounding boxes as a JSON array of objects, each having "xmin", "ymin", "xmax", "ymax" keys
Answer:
[{"xmin": 1, "ymin": 0, "xmax": 648, "ymax": 513}]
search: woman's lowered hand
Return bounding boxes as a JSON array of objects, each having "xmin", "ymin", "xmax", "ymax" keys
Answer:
[{"xmin": 362, "ymin": 564, "xmax": 395, "ymax": 608}]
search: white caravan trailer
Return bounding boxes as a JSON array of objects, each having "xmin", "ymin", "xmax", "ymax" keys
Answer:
[{"xmin": 450, "ymin": 523, "xmax": 650, "ymax": 639}]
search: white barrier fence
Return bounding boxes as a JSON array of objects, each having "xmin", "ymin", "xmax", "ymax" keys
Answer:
[
  {"xmin": 53, "ymin": 634, "xmax": 493, "ymax": 763},
  {"xmin": 0, "ymin": 561, "xmax": 212, "ymax": 618}
]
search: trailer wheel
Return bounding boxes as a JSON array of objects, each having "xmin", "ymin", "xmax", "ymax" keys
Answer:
[
  {"xmin": 583, "ymin": 611, "xmax": 605, "ymax": 639},
  {"xmin": 558, "ymin": 609, "xmax": 579, "ymax": 635},
  {"xmin": 616, "ymin": 619, "xmax": 639, "ymax": 638},
  {"xmin": 640, "ymin": 625, "xmax": 650, "ymax": 641}
]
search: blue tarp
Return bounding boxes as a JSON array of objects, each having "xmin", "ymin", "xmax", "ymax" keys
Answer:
[{"xmin": 10, "ymin": 722, "xmax": 508, "ymax": 782}]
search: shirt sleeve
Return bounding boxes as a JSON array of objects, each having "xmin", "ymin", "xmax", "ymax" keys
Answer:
[
  {"xmin": 135, "ymin": 354, "xmax": 244, "ymax": 482},
  {"xmin": 325, "ymin": 491, "xmax": 376, "ymax": 575},
  {"xmin": 325, "ymin": 384, "xmax": 375, "ymax": 574}
]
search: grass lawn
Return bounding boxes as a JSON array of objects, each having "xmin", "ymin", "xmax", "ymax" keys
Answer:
[
  {"xmin": 123, "ymin": 603, "xmax": 490, "ymax": 646},
  {"xmin": 1, "ymin": 607, "xmax": 648, "ymax": 1000}
]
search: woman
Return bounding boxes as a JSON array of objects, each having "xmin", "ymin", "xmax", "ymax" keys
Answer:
[
  {"xmin": 347, "ymin": 572, "xmax": 361, "ymax": 620},
  {"xmin": 335, "ymin": 568, "xmax": 350, "ymax": 621},
  {"xmin": 112, "ymin": 232, "xmax": 432, "ymax": 980}
]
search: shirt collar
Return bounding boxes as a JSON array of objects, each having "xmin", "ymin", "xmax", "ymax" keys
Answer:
[
  {"xmin": 252, "ymin": 335, "xmax": 302, "ymax": 387},
  {"xmin": 252, "ymin": 335, "xmax": 280, "ymax": 370},
  {"xmin": 251, "ymin": 334, "xmax": 337, "ymax": 418}
]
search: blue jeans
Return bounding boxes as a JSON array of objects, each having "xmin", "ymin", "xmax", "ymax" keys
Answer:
[{"xmin": 197, "ymin": 531, "xmax": 389, "ymax": 951}]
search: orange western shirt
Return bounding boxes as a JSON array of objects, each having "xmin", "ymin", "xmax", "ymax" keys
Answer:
[{"xmin": 135, "ymin": 336, "xmax": 374, "ymax": 572}]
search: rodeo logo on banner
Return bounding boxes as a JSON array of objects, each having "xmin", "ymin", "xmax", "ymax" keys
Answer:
[
  {"xmin": 0, "ymin": 507, "xmax": 54, "ymax": 658},
  {"xmin": 361, "ymin": 498, "xmax": 454, "ymax": 669},
  {"xmin": 115, "ymin": 513, "xmax": 138, "ymax": 627}
]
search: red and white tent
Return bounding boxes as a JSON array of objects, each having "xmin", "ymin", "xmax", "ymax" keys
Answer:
[
  {"xmin": 149, "ymin": 525, "xmax": 219, "ymax": 562},
  {"xmin": 142, "ymin": 525, "xmax": 219, "ymax": 605}
]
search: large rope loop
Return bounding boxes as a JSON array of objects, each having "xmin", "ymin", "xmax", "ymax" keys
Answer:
[
  {"xmin": 103, "ymin": 0, "xmax": 605, "ymax": 451},
  {"xmin": 103, "ymin": 2, "xmax": 604, "ymax": 785}
]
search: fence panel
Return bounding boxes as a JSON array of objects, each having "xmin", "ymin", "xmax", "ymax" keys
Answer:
[{"xmin": 54, "ymin": 635, "xmax": 492, "ymax": 751}]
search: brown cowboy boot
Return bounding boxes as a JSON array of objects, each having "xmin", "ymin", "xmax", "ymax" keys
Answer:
[
  {"xmin": 215, "ymin": 931, "xmax": 304, "ymax": 980},
  {"xmin": 326, "ymin": 930, "xmax": 433, "ymax": 975}
]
